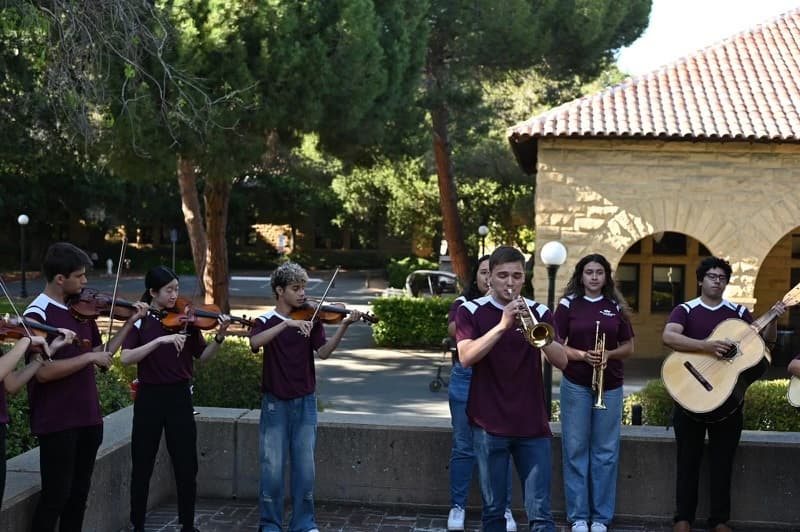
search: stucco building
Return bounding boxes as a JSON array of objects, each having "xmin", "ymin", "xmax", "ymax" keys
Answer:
[{"xmin": 508, "ymin": 9, "xmax": 800, "ymax": 359}]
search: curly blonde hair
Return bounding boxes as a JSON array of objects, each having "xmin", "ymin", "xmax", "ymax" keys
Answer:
[{"xmin": 271, "ymin": 262, "xmax": 309, "ymax": 296}]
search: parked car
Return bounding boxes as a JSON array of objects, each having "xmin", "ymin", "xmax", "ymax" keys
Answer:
[{"xmin": 404, "ymin": 269, "xmax": 459, "ymax": 297}]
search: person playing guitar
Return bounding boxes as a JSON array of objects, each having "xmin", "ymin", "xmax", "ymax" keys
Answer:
[{"xmin": 662, "ymin": 257, "xmax": 787, "ymax": 532}]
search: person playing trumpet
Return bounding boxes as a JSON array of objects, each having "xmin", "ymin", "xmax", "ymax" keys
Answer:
[
  {"xmin": 455, "ymin": 246, "xmax": 567, "ymax": 532},
  {"xmin": 553, "ymin": 254, "xmax": 634, "ymax": 532}
]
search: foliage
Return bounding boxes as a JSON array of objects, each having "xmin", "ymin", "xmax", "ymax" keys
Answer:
[
  {"xmin": 621, "ymin": 378, "xmax": 800, "ymax": 431},
  {"xmin": 386, "ymin": 256, "xmax": 439, "ymax": 289},
  {"xmin": 622, "ymin": 379, "xmax": 673, "ymax": 426},
  {"xmin": 371, "ymin": 296, "xmax": 453, "ymax": 348},
  {"xmin": 191, "ymin": 337, "xmax": 263, "ymax": 410}
]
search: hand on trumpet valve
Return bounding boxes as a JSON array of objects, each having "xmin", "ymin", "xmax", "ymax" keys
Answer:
[{"xmin": 583, "ymin": 349, "xmax": 604, "ymax": 365}]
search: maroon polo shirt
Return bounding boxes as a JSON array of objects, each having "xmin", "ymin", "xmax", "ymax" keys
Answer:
[
  {"xmin": 249, "ymin": 310, "xmax": 325, "ymax": 400},
  {"xmin": 455, "ymin": 295, "xmax": 558, "ymax": 438},
  {"xmin": 667, "ymin": 297, "xmax": 752, "ymax": 340},
  {"xmin": 122, "ymin": 313, "xmax": 206, "ymax": 384},
  {"xmin": 554, "ymin": 294, "xmax": 635, "ymax": 390},
  {"xmin": 24, "ymin": 294, "xmax": 103, "ymax": 436}
]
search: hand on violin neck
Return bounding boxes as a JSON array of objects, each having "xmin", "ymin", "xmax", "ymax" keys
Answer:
[
  {"xmin": 342, "ymin": 309, "xmax": 362, "ymax": 325},
  {"xmin": 217, "ymin": 314, "xmax": 231, "ymax": 333},
  {"xmin": 48, "ymin": 328, "xmax": 77, "ymax": 354}
]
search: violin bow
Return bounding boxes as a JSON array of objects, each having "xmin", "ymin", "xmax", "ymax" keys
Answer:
[
  {"xmin": 103, "ymin": 236, "xmax": 128, "ymax": 353},
  {"xmin": 307, "ymin": 266, "xmax": 341, "ymax": 324},
  {"xmin": 0, "ymin": 277, "xmax": 47, "ymax": 359}
]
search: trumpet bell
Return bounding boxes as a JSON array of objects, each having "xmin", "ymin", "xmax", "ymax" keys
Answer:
[{"xmin": 524, "ymin": 322, "xmax": 555, "ymax": 348}]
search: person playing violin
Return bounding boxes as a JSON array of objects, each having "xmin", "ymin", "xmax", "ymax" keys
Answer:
[
  {"xmin": 249, "ymin": 262, "xmax": 362, "ymax": 532},
  {"xmin": 120, "ymin": 266, "xmax": 230, "ymax": 532},
  {"xmin": 0, "ymin": 331, "xmax": 73, "ymax": 513},
  {"xmin": 23, "ymin": 242, "xmax": 149, "ymax": 532}
]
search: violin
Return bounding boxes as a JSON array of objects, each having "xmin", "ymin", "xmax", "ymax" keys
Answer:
[
  {"xmin": 68, "ymin": 288, "xmax": 141, "ymax": 321},
  {"xmin": 289, "ymin": 299, "xmax": 379, "ymax": 324},
  {"xmin": 0, "ymin": 316, "xmax": 89, "ymax": 349},
  {"xmin": 156, "ymin": 297, "xmax": 254, "ymax": 331}
]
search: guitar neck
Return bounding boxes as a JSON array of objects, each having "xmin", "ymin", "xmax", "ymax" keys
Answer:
[{"xmin": 751, "ymin": 309, "xmax": 779, "ymax": 334}]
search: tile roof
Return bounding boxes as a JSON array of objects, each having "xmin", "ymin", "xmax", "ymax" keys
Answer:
[{"xmin": 507, "ymin": 8, "xmax": 800, "ymax": 144}]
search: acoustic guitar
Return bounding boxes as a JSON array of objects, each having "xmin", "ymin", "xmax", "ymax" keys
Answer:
[{"xmin": 661, "ymin": 282, "xmax": 800, "ymax": 422}]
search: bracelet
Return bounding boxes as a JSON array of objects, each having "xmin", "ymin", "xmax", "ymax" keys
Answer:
[{"xmin": 214, "ymin": 334, "xmax": 225, "ymax": 345}]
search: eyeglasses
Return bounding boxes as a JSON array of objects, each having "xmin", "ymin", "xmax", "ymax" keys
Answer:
[{"xmin": 705, "ymin": 273, "xmax": 728, "ymax": 282}]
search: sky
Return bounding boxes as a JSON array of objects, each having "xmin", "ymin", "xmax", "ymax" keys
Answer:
[{"xmin": 616, "ymin": 0, "xmax": 800, "ymax": 76}]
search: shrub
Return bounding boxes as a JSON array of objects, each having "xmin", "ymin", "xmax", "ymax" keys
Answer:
[
  {"xmin": 623, "ymin": 379, "xmax": 673, "ymax": 426},
  {"xmin": 371, "ymin": 296, "xmax": 453, "ymax": 348},
  {"xmin": 191, "ymin": 337, "xmax": 263, "ymax": 409},
  {"xmin": 386, "ymin": 256, "xmax": 438, "ymax": 289},
  {"xmin": 622, "ymin": 378, "xmax": 800, "ymax": 431}
]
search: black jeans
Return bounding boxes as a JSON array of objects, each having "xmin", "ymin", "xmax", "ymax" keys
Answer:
[
  {"xmin": 672, "ymin": 404, "xmax": 743, "ymax": 528},
  {"xmin": 130, "ymin": 382, "xmax": 197, "ymax": 529},
  {"xmin": 31, "ymin": 424, "xmax": 103, "ymax": 532}
]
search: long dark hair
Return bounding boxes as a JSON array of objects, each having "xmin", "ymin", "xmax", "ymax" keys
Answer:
[
  {"xmin": 141, "ymin": 266, "xmax": 179, "ymax": 304},
  {"xmin": 563, "ymin": 253, "xmax": 631, "ymax": 320},
  {"xmin": 461, "ymin": 255, "xmax": 490, "ymax": 300}
]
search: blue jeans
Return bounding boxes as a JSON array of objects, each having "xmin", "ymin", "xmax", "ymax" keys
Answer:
[
  {"xmin": 258, "ymin": 392, "xmax": 318, "ymax": 532},
  {"xmin": 559, "ymin": 376, "xmax": 623, "ymax": 525},
  {"xmin": 449, "ymin": 362, "xmax": 513, "ymax": 509},
  {"xmin": 473, "ymin": 426, "xmax": 554, "ymax": 532}
]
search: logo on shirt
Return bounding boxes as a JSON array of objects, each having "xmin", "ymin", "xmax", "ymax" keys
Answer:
[{"xmin": 599, "ymin": 309, "xmax": 616, "ymax": 318}]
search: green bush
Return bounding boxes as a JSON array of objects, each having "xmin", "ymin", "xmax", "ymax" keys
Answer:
[
  {"xmin": 622, "ymin": 378, "xmax": 800, "ymax": 431},
  {"xmin": 371, "ymin": 296, "xmax": 453, "ymax": 348},
  {"xmin": 386, "ymin": 256, "xmax": 438, "ymax": 289},
  {"xmin": 623, "ymin": 379, "xmax": 673, "ymax": 426},
  {"xmin": 191, "ymin": 337, "xmax": 263, "ymax": 409}
]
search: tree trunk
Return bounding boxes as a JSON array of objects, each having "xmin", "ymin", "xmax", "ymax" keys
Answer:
[
  {"xmin": 203, "ymin": 179, "xmax": 231, "ymax": 312},
  {"xmin": 427, "ymin": 35, "xmax": 470, "ymax": 284},
  {"xmin": 431, "ymin": 103, "xmax": 470, "ymax": 283},
  {"xmin": 177, "ymin": 156, "xmax": 207, "ymax": 296}
]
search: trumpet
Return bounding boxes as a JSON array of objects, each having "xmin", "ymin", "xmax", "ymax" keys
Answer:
[
  {"xmin": 591, "ymin": 321, "xmax": 608, "ymax": 410},
  {"xmin": 507, "ymin": 289, "xmax": 555, "ymax": 348}
]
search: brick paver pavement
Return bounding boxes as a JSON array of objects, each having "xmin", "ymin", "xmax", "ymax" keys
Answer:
[{"xmin": 127, "ymin": 498, "xmax": 681, "ymax": 531}]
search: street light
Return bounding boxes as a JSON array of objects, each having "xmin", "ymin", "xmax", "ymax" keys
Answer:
[
  {"xmin": 540, "ymin": 240, "xmax": 567, "ymax": 420},
  {"xmin": 17, "ymin": 214, "xmax": 29, "ymax": 298},
  {"xmin": 478, "ymin": 225, "xmax": 489, "ymax": 256}
]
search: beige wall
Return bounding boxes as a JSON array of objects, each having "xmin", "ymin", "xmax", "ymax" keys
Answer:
[{"xmin": 532, "ymin": 139, "xmax": 800, "ymax": 357}]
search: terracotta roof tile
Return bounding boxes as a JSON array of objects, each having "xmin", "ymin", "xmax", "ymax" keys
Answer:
[{"xmin": 508, "ymin": 8, "xmax": 800, "ymax": 143}]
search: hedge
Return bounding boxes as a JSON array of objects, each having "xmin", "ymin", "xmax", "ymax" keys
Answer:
[
  {"xmin": 620, "ymin": 378, "xmax": 800, "ymax": 431},
  {"xmin": 371, "ymin": 296, "xmax": 453, "ymax": 348}
]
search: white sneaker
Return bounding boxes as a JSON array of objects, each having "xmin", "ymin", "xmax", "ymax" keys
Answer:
[
  {"xmin": 447, "ymin": 506, "xmax": 465, "ymax": 531},
  {"xmin": 590, "ymin": 524, "xmax": 607, "ymax": 532},
  {"xmin": 504, "ymin": 508, "xmax": 517, "ymax": 532},
  {"xmin": 572, "ymin": 521, "xmax": 589, "ymax": 532}
]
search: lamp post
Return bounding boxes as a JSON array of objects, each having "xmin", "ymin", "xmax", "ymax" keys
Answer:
[
  {"xmin": 478, "ymin": 224, "xmax": 489, "ymax": 256},
  {"xmin": 17, "ymin": 214, "xmax": 29, "ymax": 298},
  {"xmin": 540, "ymin": 240, "xmax": 567, "ymax": 420}
]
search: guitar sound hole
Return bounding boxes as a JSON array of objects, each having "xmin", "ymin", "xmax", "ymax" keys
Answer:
[{"xmin": 722, "ymin": 344, "xmax": 738, "ymax": 359}]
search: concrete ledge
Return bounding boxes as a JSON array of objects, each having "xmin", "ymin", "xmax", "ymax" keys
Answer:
[{"xmin": 3, "ymin": 409, "xmax": 800, "ymax": 530}]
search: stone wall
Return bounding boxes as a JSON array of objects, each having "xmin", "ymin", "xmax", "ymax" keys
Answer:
[{"xmin": 532, "ymin": 139, "xmax": 800, "ymax": 356}]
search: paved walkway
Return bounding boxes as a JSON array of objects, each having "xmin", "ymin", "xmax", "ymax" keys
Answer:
[{"xmin": 132, "ymin": 498, "xmax": 679, "ymax": 532}]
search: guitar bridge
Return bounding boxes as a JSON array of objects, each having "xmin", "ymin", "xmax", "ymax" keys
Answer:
[{"xmin": 684, "ymin": 361, "xmax": 713, "ymax": 391}]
